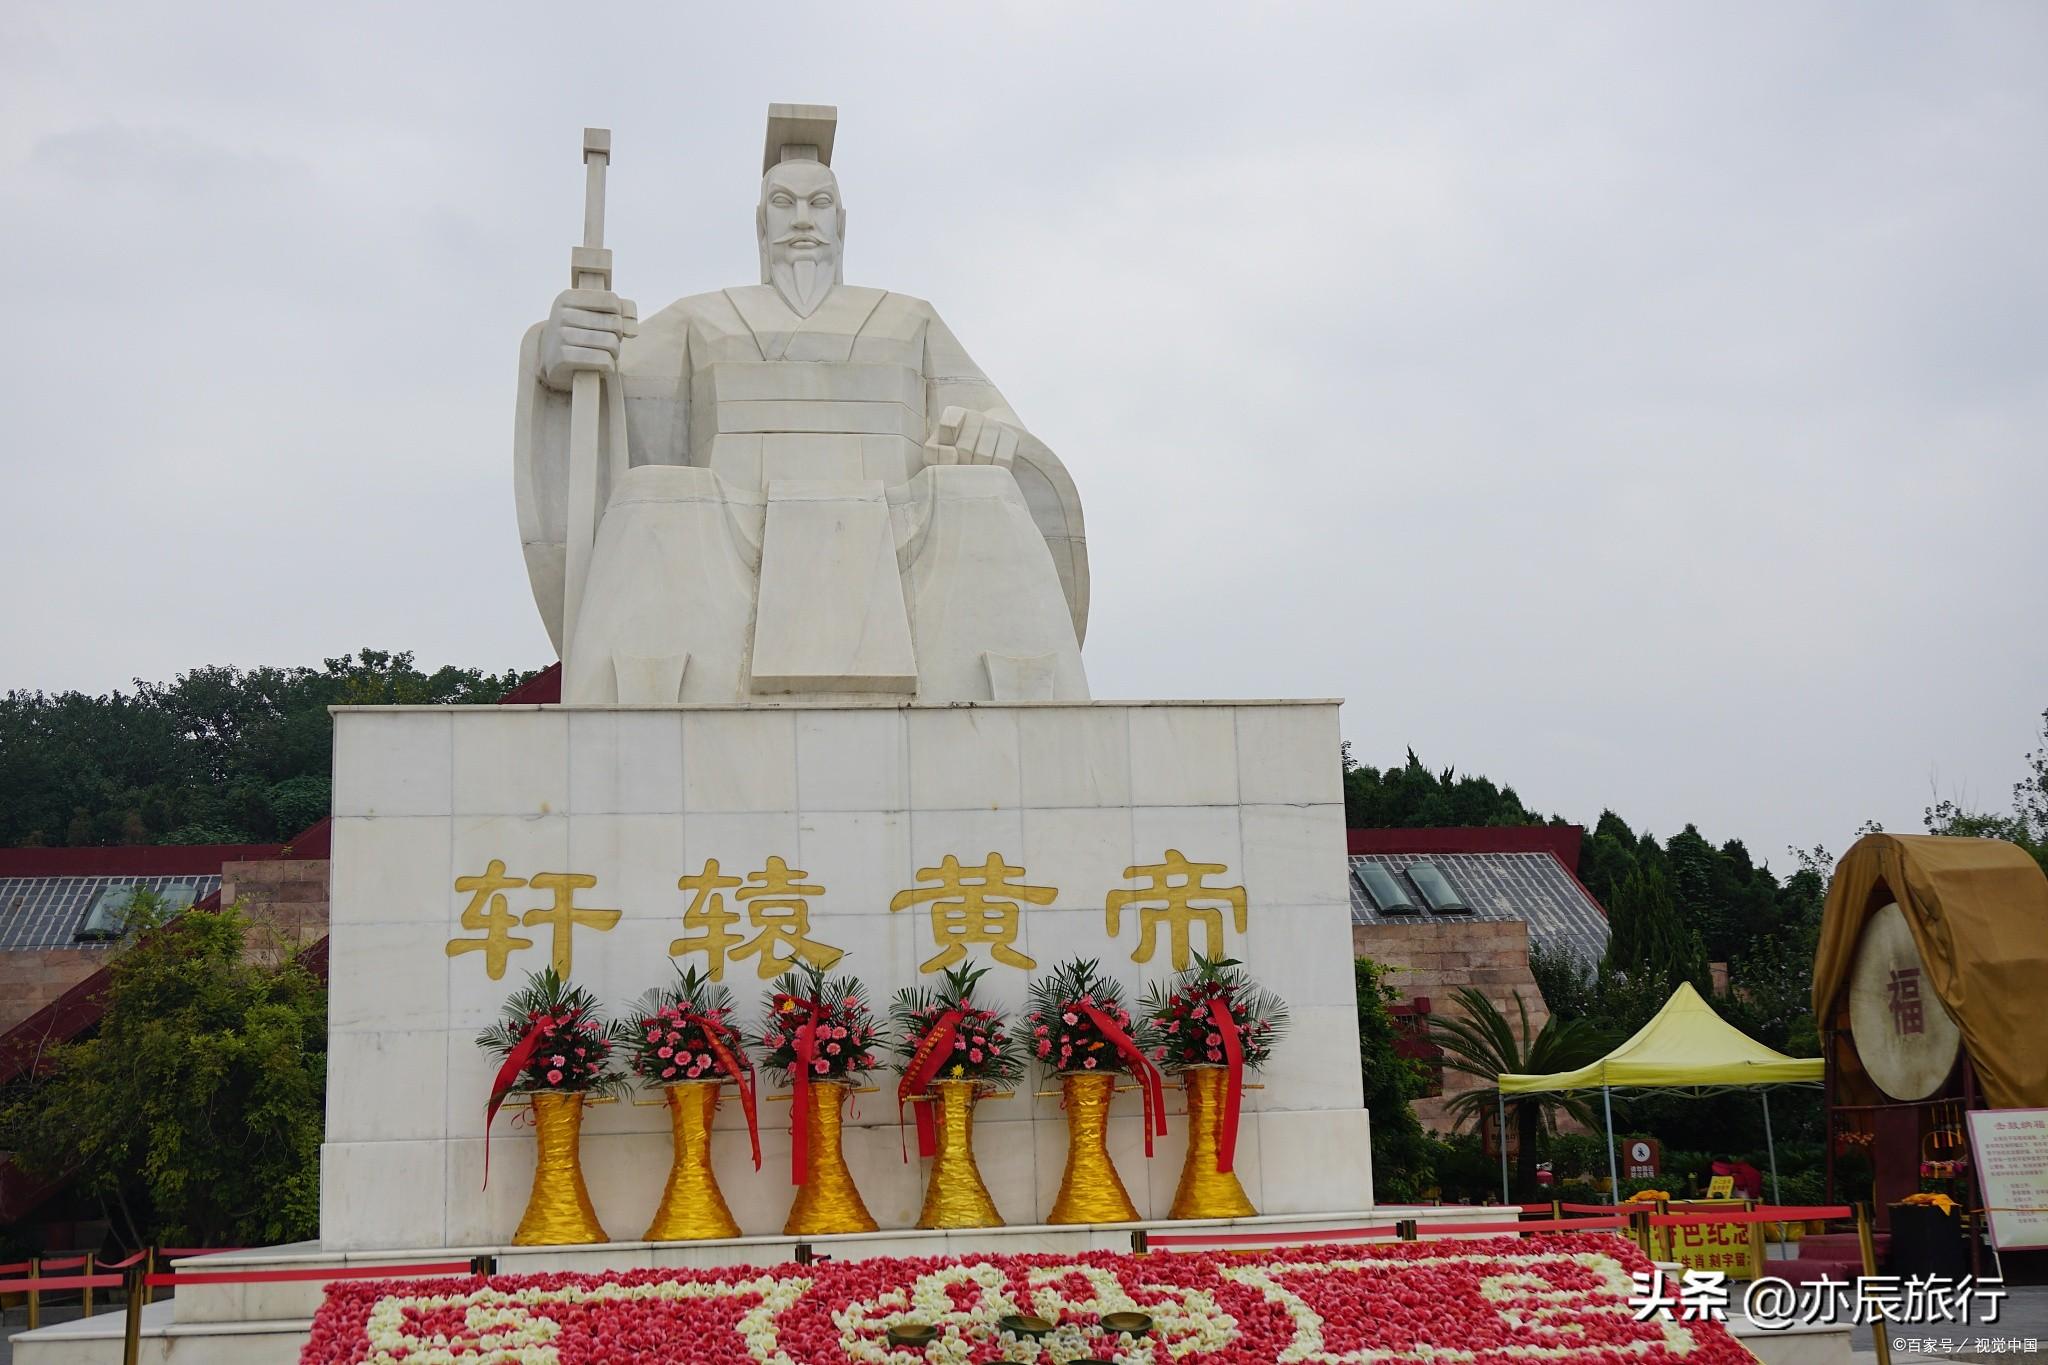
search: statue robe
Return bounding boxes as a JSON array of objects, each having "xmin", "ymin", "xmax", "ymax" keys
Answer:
[{"xmin": 514, "ymin": 284, "xmax": 1089, "ymax": 704}]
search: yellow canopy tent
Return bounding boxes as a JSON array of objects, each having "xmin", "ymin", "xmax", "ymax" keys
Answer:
[{"xmin": 1497, "ymin": 981, "xmax": 1823, "ymax": 1202}]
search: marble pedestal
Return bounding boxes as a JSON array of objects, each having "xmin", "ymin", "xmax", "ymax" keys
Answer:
[{"xmin": 320, "ymin": 699, "xmax": 1364, "ymax": 1251}]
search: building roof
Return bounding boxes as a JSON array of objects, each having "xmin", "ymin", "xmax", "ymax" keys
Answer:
[
  {"xmin": 0, "ymin": 844, "xmax": 281, "ymax": 953},
  {"xmin": 1349, "ymin": 843, "xmax": 1610, "ymax": 966},
  {"xmin": 1347, "ymin": 824, "xmax": 1583, "ymax": 866}
]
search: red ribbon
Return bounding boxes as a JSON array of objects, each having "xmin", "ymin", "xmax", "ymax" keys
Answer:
[
  {"xmin": 897, "ymin": 1009, "xmax": 965, "ymax": 1160},
  {"xmin": 1079, "ymin": 1001, "xmax": 1168, "ymax": 1156},
  {"xmin": 1208, "ymin": 996, "xmax": 1245, "ymax": 1174},
  {"xmin": 482, "ymin": 1018, "xmax": 549, "ymax": 1189},
  {"xmin": 786, "ymin": 1003, "xmax": 826, "ymax": 1185},
  {"xmin": 684, "ymin": 1012, "xmax": 762, "ymax": 1171}
]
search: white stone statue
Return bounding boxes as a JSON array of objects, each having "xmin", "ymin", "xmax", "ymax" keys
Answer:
[{"xmin": 514, "ymin": 105, "xmax": 1089, "ymax": 704}]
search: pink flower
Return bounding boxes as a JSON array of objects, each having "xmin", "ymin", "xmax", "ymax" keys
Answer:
[
  {"xmin": 551, "ymin": 1055, "xmax": 567, "ymax": 1066},
  {"xmin": 659, "ymin": 1046, "xmax": 673, "ymax": 1058},
  {"xmin": 662, "ymin": 1065, "xmax": 676, "ymax": 1078},
  {"xmin": 546, "ymin": 1069, "xmax": 564, "ymax": 1084},
  {"xmin": 812, "ymin": 1060, "xmax": 829, "ymax": 1074},
  {"xmin": 953, "ymin": 1037, "xmax": 968, "ymax": 1051},
  {"xmin": 1036, "ymin": 1040, "xmax": 1052, "ymax": 1057},
  {"xmin": 1061, "ymin": 1011, "xmax": 1078, "ymax": 1026},
  {"xmin": 1082, "ymin": 1056, "xmax": 1098, "ymax": 1069},
  {"xmin": 1205, "ymin": 1033, "xmax": 1221, "ymax": 1046},
  {"xmin": 697, "ymin": 1053, "xmax": 712, "ymax": 1068},
  {"xmin": 969, "ymin": 1049, "xmax": 984, "ymax": 1062},
  {"xmin": 826, "ymin": 1043, "xmax": 841, "ymax": 1055}
]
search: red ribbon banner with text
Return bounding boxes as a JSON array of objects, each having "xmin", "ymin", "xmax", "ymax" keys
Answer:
[
  {"xmin": 897, "ymin": 1009, "xmax": 965, "ymax": 1159},
  {"xmin": 481, "ymin": 1020, "xmax": 549, "ymax": 1189},
  {"xmin": 1079, "ymin": 1001, "xmax": 1169, "ymax": 1155},
  {"xmin": 787, "ymin": 1002, "xmax": 827, "ymax": 1186},
  {"xmin": 686, "ymin": 1011, "xmax": 762, "ymax": 1171},
  {"xmin": 1208, "ymin": 996, "xmax": 1245, "ymax": 1174}
]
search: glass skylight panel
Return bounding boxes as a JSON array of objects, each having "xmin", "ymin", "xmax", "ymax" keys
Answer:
[
  {"xmin": 1354, "ymin": 862, "xmax": 1421, "ymax": 915},
  {"xmin": 75, "ymin": 881, "xmax": 197, "ymax": 940},
  {"xmin": 1405, "ymin": 861, "xmax": 1473, "ymax": 915}
]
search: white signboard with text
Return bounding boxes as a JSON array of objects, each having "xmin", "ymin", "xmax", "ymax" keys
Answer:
[{"xmin": 1967, "ymin": 1107, "xmax": 2048, "ymax": 1250}]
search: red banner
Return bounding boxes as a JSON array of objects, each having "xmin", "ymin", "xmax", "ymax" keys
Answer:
[
  {"xmin": 1079, "ymin": 1002, "xmax": 1168, "ymax": 1155},
  {"xmin": 685, "ymin": 1011, "xmax": 762, "ymax": 1171},
  {"xmin": 482, "ymin": 1021, "xmax": 548, "ymax": 1188},
  {"xmin": 898, "ymin": 1009, "xmax": 965, "ymax": 1159},
  {"xmin": 1209, "ymin": 997, "xmax": 1245, "ymax": 1174}
]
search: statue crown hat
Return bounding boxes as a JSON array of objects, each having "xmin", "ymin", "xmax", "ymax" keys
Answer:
[{"xmin": 762, "ymin": 102, "xmax": 837, "ymax": 175}]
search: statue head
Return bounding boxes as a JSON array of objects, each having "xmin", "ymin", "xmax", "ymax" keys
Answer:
[{"xmin": 756, "ymin": 157, "xmax": 845, "ymax": 316}]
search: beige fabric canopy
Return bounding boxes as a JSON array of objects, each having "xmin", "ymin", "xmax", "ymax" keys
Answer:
[{"xmin": 1810, "ymin": 833, "xmax": 2048, "ymax": 1109}]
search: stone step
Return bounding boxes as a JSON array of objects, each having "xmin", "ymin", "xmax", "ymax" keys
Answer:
[{"xmin": 9, "ymin": 1299, "xmax": 310, "ymax": 1365}]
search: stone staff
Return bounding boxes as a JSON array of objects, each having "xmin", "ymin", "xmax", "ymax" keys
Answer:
[{"xmin": 559, "ymin": 127, "xmax": 629, "ymax": 673}]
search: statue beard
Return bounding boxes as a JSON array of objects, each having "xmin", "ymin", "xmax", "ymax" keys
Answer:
[{"xmin": 768, "ymin": 254, "xmax": 835, "ymax": 317}]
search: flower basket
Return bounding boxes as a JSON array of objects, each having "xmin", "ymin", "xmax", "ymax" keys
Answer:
[
  {"xmin": 625, "ymin": 965, "xmax": 758, "ymax": 1241},
  {"xmin": 1029, "ymin": 959, "xmax": 1163, "ymax": 1224},
  {"xmin": 475, "ymin": 968, "xmax": 626, "ymax": 1246},
  {"xmin": 751, "ymin": 963, "xmax": 882, "ymax": 1236},
  {"xmin": 1143, "ymin": 954, "xmax": 1288, "ymax": 1220},
  {"xmin": 890, "ymin": 963, "xmax": 1022, "ymax": 1229}
]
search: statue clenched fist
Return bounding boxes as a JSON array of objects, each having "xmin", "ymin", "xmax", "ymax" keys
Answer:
[
  {"xmin": 922, "ymin": 404, "xmax": 1020, "ymax": 468},
  {"xmin": 538, "ymin": 287, "xmax": 639, "ymax": 392}
]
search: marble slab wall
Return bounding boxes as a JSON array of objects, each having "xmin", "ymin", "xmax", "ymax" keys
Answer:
[{"xmin": 321, "ymin": 700, "xmax": 1368, "ymax": 1250}]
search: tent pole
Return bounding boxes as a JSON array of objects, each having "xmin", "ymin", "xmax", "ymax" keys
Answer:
[
  {"xmin": 1762, "ymin": 1090, "xmax": 1780, "ymax": 1203},
  {"xmin": 1603, "ymin": 1085, "xmax": 1619, "ymax": 1200},
  {"xmin": 1498, "ymin": 1090, "xmax": 1510, "ymax": 1204}
]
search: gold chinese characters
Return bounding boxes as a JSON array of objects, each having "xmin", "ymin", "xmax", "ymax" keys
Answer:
[
  {"xmin": 445, "ymin": 859, "xmax": 620, "ymax": 980},
  {"xmin": 445, "ymin": 849, "xmax": 1252, "ymax": 979},
  {"xmin": 889, "ymin": 853, "xmax": 1053, "ymax": 973}
]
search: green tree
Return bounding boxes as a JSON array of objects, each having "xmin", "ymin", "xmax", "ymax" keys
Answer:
[
  {"xmin": 1428, "ymin": 987, "xmax": 1612, "ymax": 1199},
  {"xmin": 1601, "ymin": 864, "xmax": 1710, "ymax": 994},
  {"xmin": 1354, "ymin": 958, "xmax": 1435, "ymax": 1202},
  {"xmin": 0, "ymin": 902, "xmax": 327, "ymax": 1246},
  {"xmin": 1923, "ymin": 707, "xmax": 2048, "ymax": 873},
  {"xmin": 0, "ymin": 650, "xmax": 536, "ymax": 846},
  {"xmin": 1343, "ymin": 748, "xmax": 1547, "ymax": 830}
]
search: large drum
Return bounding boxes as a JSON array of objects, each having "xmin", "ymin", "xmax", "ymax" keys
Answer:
[{"xmin": 1848, "ymin": 902, "xmax": 1962, "ymax": 1101}]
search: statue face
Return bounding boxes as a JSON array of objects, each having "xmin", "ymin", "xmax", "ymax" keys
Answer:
[{"xmin": 758, "ymin": 160, "xmax": 843, "ymax": 277}]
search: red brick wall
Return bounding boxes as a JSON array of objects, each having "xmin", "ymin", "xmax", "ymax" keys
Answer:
[
  {"xmin": 1352, "ymin": 918, "xmax": 1548, "ymax": 1133},
  {"xmin": 0, "ymin": 950, "xmax": 108, "ymax": 1033}
]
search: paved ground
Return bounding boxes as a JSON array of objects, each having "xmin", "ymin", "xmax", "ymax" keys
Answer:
[{"xmin": 1848, "ymin": 1284, "xmax": 2048, "ymax": 1364}]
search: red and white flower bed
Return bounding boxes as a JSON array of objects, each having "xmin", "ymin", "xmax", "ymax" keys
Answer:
[{"xmin": 300, "ymin": 1234, "xmax": 1750, "ymax": 1365}]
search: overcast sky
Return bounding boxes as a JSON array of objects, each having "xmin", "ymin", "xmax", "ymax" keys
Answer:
[{"xmin": 3, "ymin": 3, "xmax": 2043, "ymax": 869}]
